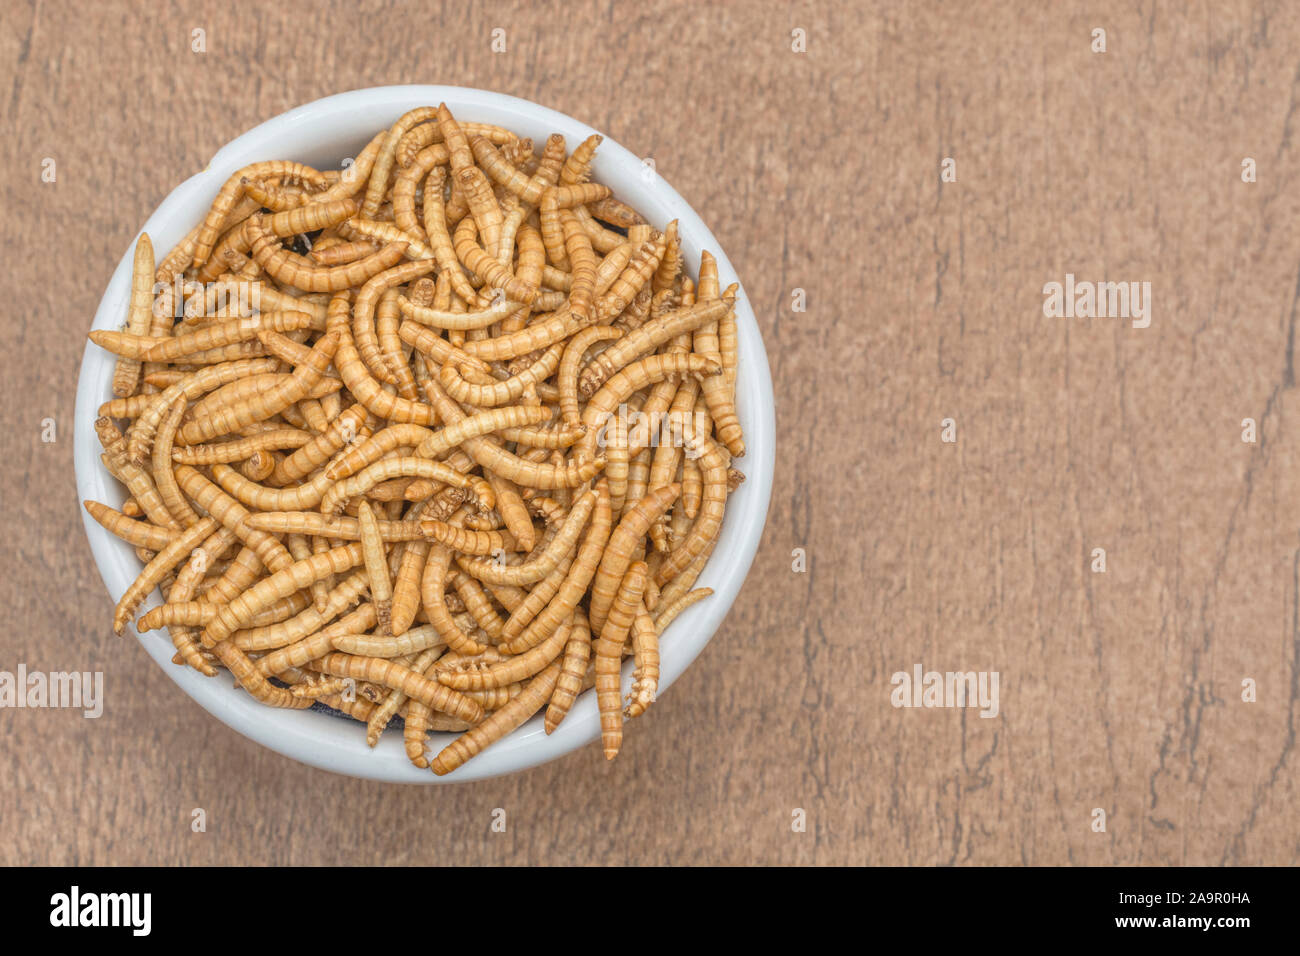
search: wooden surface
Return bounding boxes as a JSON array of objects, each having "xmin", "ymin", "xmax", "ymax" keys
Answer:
[{"xmin": 3, "ymin": 0, "xmax": 1299, "ymax": 865}]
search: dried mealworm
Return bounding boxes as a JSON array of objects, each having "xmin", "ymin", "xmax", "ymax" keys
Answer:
[
  {"xmin": 316, "ymin": 652, "xmax": 483, "ymax": 724},
  {"xmin": 429, "ymin": 663, "xmax": 560, "ymax": 775},
  {"xmin": 543, "ymin": 609, "xmax": 589, "ymax": 733},
  {"xmin": 498, "ymin": 479, "xmax": 610, "ymax": 655},
  {"xmin": 559, "ymin": 325, "xmax": 622, "ymax": 427},
  {"xmin": 653, "ymin": 586, "xmax": 714, "ymax": 634},
  {"xmin": 192, "ymin": 160, "xmax": 328, "ymax": 267},
  {"xmin": 111, "ymin": 233, "xmax": 155, "ymax": 397},
  {"xmin": 593, "ymin": 561, "xmax": 647, "ymax": 759},
  {"xmin": 366, "ymin": 643, "xmax": 447, "ymax": 746},
  {"xmin": 455, "ymin": 485, "xmax": 595, "ymax": 587},
  {"xmin": 586, "ymin": 484, "xmax": 679, "ymax": 636},
  {"xmin": 356, "ymin": 501, "xmax": 393, "ymax": 633},
  {"xmin": 83, "ymin": 501, "xmax": 178, "ymax": 551},
  {"xmin": 439, "ymin": 618, "xmax": 569, "ymax": 691},
  {"xmin": 624, "ymin": 605, "xmax": 660, "ymax": 719},
  {"xmin": 113, "ymin": 517, "xmax": 218, "ymax": 634}
]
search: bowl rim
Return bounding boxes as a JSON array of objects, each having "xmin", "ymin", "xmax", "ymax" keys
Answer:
[{"xmin": 74, "ymin": 85, "xmax": 775, "ymax": 783}]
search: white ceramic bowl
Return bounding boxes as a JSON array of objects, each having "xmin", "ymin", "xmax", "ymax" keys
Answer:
[{"xmin": 75, "ymin": 86, "xmax": 774, "ymax": 782}]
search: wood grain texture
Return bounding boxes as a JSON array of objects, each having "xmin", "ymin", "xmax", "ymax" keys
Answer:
[{"xmin": 2, "ymin": 0, "xmax": 1298, "ymax": 865}]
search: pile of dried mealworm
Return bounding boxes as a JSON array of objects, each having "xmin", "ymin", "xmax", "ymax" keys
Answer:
[{"xmin": 85, "ymin": 104, "xmax": 745, "ymax": 774}]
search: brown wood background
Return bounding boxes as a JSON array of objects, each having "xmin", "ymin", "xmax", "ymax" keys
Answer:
[{"xmin": 3, "ymin": 0, "xmax": 1298, "ymax": 865}]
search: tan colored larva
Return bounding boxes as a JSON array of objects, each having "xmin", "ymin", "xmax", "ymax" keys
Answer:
[
  {"xmin": 83, "ymin": 501, "xmax": 178, "ymax": 551},
  {"xmin": 232, "ymin": 571, "xmax": 369, "ymax": 652},
  {"xmin": 543, "ymin": 609, "xmax": 589, "ymax": 733},
  {"xmin": 315, "ymin": 651, "xmax": 483, "ymax": 724},
  {"xmin": 653, "ymin": 586, "xmax": 714, "ymax": 635},
  {"xmin": 586, "ymin": 484, "xmax": 680, "ymax": 636},
  {"xmin": 577, "ymin": 298, "xmax": 732, "ymax": 398},
  {"xmin": 455, "ymin": 484, "xmax": 596, "ymax": 587},
  {"xmin": 365, "ymin": 643, "xmax": 447, "ymax": 746},
  {"xmin": 192, "ymin": 160, "xmax": 328, "ymax": 268},
  {"xmin": 559, "ymin": 325, "xmax": 623, "ymax": 427},
  {"xmin": 429, "ymin": 663, "xmax": 561, "ymax": 776},
  {"xmin": 594, "ymin": 560, "xmax": 648, "ymax": 759},
  {"xmin": 498, "ymin": 480, "xmax": 611, "ymax": 656},
  {"xmin": 624, "ymin": 605, "xmax": 660, "ymax": 719},
  {"xmin": 112, "ymin": 517, "xmax": 218, "ymax": 634},
  {"xmin": 356, "ymin": 501, "xmax": 393, "ymax": 634},
  {"xmin": 111, "ymin": 233, "xmax": 155, "ymax": 398},
  {"xmin": 420, "ymin": 524, "xmax": 489, "ymax": 658},
  {"xmin": 85, "ymin": 106, "xmax": 746, "ymax": 774},
  {"xmin": 439, "ymin": 618, "xmax": 569, "ymax": 692}
]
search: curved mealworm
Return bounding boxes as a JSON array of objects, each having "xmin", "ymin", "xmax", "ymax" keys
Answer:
[
  {"xmin": 175, "ymin": 330, "xmax": 338, "ymax": 445},
  {"xmin": 239, "ymin": 177, "xmax": 309, "ymax": 212},
  {"xmin": 414, "ymin": 405, "xmax": 551, "ymax": 459},
  {"xmin": 213, "ymin": 639, "xmax": 316, "ymax": 710},
  {"xmin": 316, "ymin": 651, "xmax": 483, "ymax": 724},
  {"xmin": 396, "ymin": 293, "xmax": 521, "ymax": 331},
  {"xmin": 578, "ymin": 298, "xmax": 731, "ymax": 398},
  {"xmin": 457, "ymin": 165, "xmax": 503, "ymax": 258},
  {"xmin": 112, "ymin": 517, "xmax": 218, "ymax": 634},
  {"xmin": 153, "ymin": 398, "xmax": 201, "ymax": 527},
  {"xmin": 455, "ymin": 485, "xmax": 595, "ymax": 587},
  {"xmin": 449, "ymin": 571, "xmax": 507, "ymax": 640},
  {"xmin": 396, "ymin": 320, "xmax": 494, "ymax": 375},
  {"xmin": 471, "ymin": 135, "xmax": 538, "ymax": 202},
  {"xmin": 254, "ymin": 604, "xmax": 376, "ymax": 677},
  {"xmin": 429, "ymin": 663, "xmax": 560, "ymax": 775},
  {"xmin": 234, "ymin": 571, "xmax": 369, "ymax": 651},
  {"xmin": 437, "ymin": 342, "xmax": 563, "ymax": 408},
  {"xmin": 272, "ymin": 402, "xmax": 368, "ymax": 485},
  {"xmin": 543, "ymin": 609, "xmax": 589, "ymax": 733},
  {"xmin": 485, "ymin": 470, "xmax": 534, "ymax": 553},
  {"xmin": 653, "ymin": 586, "xmax": 714, "ymax": 635},
  {"xmin": 362, "ymin": 106, "xmax": 441, "ymax": 218},
  {"xmin": 366, "ymin": 642, "xmax": 447, "ymax": 746},
  {"xmin": 338, "ymin": 216, "xmax": 433, "ymax": 260},
  {"xmin": 174, "ymin": 465, "xmax": 294, "ymax": 572},
  {"xmin": 420, "ymin": 521, "xmax": 517, "ymax": 556},
  {"xmin": 420, "ymin": 533, "xmax": 488, "ymax": 657},
  {"xmin": 393, "ymin": 143, "xmax": 450, "ymax": 237},
  {"xmin": 322, "ymin": 422, "xmax": 432, "ymax": 480},
  {"xmin": 654, "ymin": 427, "xmax": 728, "ymax": 587},
  {"xmin": 559, "ymin": 325, "xmax": 622, "ymax": 427},
  {"xmin": 192, "ymin": 160, "xmax": 328, "ymax": 267},
  {"xmin": 201, "ymin": 542, "xmax": 366, "ymax": 647},
  {"xmin": 593, "ymin": 561, "xmax": 647, "ymax": 759},
  {"xmin": 246, "ymin": 215, "xmax": 408, "ymax": 292},
  {"xmin": 162, "ymin": 526, "xmax": 237, "ymax": 676},
  {"xmin": 329, "ymin": 292, "xmax": 440, "ymax": 425},
  {"xmin": 497, "ymin": 480, "xmax": 611, "ymax": 656},
  {"xmin": 422, "ymin": 378, "xmax": 605, "ymax": 491},
  {"xmin": 586, "ymin": 484, "xmax": 679, "ymax": 637},
  {"xmin": 439, "ymin": 618, "xmax": 569, "ymax": 691},
  {"xmin": 331, "ymin": 624, "xmax": 444, "ymax": 659},
  {"xmin": 320, "ymin": 457, "xmax": 484, "ymax": 515}
]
